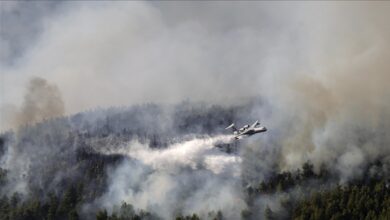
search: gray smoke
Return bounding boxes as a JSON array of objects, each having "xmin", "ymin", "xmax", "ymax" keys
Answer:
[
  {"xmin": 92, "ymin": 135, "xmax": 244, "ymax": 219},
  {"xmin": 1, "ymin": 1, "xmax": 390, "ymax": 219}
]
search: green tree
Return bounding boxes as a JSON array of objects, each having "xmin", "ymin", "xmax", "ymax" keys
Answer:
[
  {"xmin": 69, "ymin": 209, "xmax": 79, "ymax": 220},
  {"xmin": 302, "ymin": 162, "xmax": 315, "ymax": 179},
  {"xmin": 265, "ymin": 206, "xmax": 275, "ymax": 220},
  {"xmin": 96, "ymin": 209, "xmax": 108, "ymax": 220}
]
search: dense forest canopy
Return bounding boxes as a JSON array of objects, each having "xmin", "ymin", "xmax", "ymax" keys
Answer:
[{"xmin": 0, "ymin": 101, "xmax": 389, "ymax": 219}]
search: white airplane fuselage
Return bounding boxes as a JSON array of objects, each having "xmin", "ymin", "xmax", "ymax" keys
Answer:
[{"xmin": 226, "ymin": 120, "xmax": 267, "ymax": 139}]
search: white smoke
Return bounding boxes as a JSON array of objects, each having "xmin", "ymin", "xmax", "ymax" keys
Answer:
[
  {"xmin": 94, "ymin": 135, "xmax": 245, "ymax": 219},
  {"xmin": 0, "ymin": 2, "xmax": 298, "ymax": 130},
  {"xmin": 1, "ymin": 1, "xmax": 390, "ymax": 218}
]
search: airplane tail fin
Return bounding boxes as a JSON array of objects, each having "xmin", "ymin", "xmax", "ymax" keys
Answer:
[{"xmin": 225, "ymin": 123, "xmax": 237, "ymax": 132}]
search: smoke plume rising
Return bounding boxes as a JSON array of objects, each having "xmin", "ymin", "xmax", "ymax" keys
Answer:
[
  {"xmin": 16, "ymin": 77, "xmax": 64, "ymax": 126},
  {"xmin": 1, "ymin": 1, "xmax": 390, "ymax": 219},
  {"xmin": 1, "ymin": 77, "xmax": 64, "ymax": 131}
]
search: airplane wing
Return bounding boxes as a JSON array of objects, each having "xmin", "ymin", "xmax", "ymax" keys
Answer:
[
  {"xmin": 226, "ymin": 123, "xmax": 239, "ymax": 132},
  {"xmin": 250, "ymin": 120, "xmax": 260, "ymax": 128},
  {"xmin": 225, "ymin": 123, "xmax": 235, "ymax": 130}
]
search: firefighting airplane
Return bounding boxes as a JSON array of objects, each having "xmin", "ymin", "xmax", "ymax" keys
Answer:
[{"xmin": 225, "ymin": 120, "xmax": 267, "ymax": 139}]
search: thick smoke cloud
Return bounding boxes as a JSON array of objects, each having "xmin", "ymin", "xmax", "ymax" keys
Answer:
[
  {"xmin": 0, "ymin": 2, "xmax": 300, "ymax": 127},
  {"xmin": 0, "ymin": 1, "xmax": 63, "ymax": 66},
  {"xmin": 1, "ymin": 1, "xmax": 390, "ymax": 219},
  {"xmin": 263, "ymin": 4, "xmax": 390, "ymax": 179}
]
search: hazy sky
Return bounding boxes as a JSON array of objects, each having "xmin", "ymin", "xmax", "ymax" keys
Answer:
[{"xmin": 1, "ymin": 2, "xmax": 389, "ymax": 131}]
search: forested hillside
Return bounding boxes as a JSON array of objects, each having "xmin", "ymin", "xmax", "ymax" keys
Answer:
[
  {"xmin": 0, "ymin": 102, "xmax": 244, "ymax": 220},
  {"xmin": 0, "ymin": 102, "xmax": 388, "ymax": 220}
]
